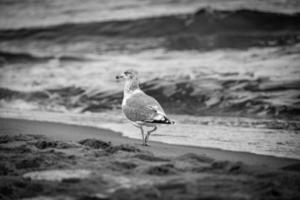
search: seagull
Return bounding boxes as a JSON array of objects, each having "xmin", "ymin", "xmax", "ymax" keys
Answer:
[{"xmin": 116, "ymin": 70, "xmax": 174, "ymax": 146}]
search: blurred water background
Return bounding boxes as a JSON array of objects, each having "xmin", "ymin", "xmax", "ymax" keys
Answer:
[{"xmin": 0, "ymin": 0, "xmax": 300, "ymax": 158}]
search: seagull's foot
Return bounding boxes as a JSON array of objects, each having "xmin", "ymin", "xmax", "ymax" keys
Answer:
[{"xmin": 141, "ymin": 142, "xmax": 149, "ymax": 146}]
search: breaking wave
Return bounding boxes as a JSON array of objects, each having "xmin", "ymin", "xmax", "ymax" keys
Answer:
[
  {"xmin": 0, "ymin": 8, "xmax": 299, "ymax": 122},
  {"xmin": 1, "ymin": 74, "xmax": 300, "ymax": 121},
  {"xmin": 0, "ymin": 8, "xmax": 300, "ymax": 51}
]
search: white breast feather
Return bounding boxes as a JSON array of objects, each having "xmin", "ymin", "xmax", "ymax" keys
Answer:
[{"xmin": 122, "ymin": 89, "xmax": 142, "ymax": 107}]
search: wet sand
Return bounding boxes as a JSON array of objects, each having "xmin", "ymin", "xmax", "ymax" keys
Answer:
[{"xmin": 1, "ymin": 117, "xmax": 300, "ymax": 200}]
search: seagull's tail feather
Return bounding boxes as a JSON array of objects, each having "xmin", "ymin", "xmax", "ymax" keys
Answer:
[{"xmin": 145, "ymin": 116, "xmax": 175, "ymax": 125}]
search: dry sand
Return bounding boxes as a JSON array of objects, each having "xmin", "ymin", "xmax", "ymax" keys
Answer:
[{"xmin": 1, "ymin": 117, "xmax": 300, "ymax": 200}]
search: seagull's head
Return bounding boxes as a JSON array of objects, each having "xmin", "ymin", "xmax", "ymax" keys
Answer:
[{"xmin": 116, "ymin": 69, "xmax": 138, "ymax": 81}]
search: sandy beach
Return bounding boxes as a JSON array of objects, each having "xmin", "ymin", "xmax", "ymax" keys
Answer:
[{"xmin": 1, "ymin": 117, "xmax": 300, "ymax": 200}]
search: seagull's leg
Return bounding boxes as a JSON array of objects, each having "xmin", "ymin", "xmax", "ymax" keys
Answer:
[
  {"xmin": 145, "ymin": 126, "xmax": 157, "ymax": 145},
  {"xmin": 132, "ymin": 122, "xmax": 146, "ymax": 145},
  {"xmin": 139, "ymin": 126, "xmax": 147, "ymax": 145}
]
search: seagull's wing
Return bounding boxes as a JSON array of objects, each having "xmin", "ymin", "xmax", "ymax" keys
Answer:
[{"xmin": 122, "ymin": 92, "xmax": 172, "ymax": 124}]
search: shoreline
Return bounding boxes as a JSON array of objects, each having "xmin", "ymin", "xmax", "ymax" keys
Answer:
[
  {"xmin": 1, "ymin": 108, "xmax": 299, "ymax": 160},
  {"xmin": 1, "ymin": 117, "xmax": 298, "ymax": 169}
]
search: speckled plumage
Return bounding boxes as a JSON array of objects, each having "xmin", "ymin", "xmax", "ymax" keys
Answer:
[
  {"xmin": 122, "ymin": 90, "xmax": 165, "ymax": 122},
  {"xmin": 116, "ymin": 69, "xmax": 173, "ymax": 145}
]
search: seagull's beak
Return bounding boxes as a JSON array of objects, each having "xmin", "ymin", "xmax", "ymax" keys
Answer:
[{"xmin": 115, "ymin": 73, "xmax": 125, "ymax": 80}]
